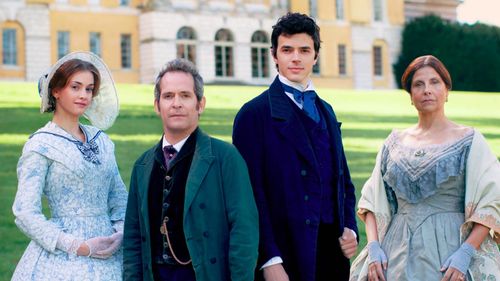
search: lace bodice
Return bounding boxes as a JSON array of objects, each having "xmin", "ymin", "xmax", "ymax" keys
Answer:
[{"xmin": 381, "ymin": 129, "xmax": 473, "ymax": 204}]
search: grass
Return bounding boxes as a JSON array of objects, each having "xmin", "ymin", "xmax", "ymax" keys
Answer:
[{"xmin": 1, "ymin": 81, "xmax": 499, "ymax": 279}]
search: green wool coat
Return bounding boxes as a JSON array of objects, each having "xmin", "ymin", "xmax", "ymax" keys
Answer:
[{"xmin": 123, "ymin": 129, "xmax": 259, "ymax": 281}]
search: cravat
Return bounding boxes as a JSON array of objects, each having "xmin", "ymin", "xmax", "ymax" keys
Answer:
[
  {"xmin": 282, "ymin": 84, "xmax": 320, "ymax": 123},
  {"xmin": 163, "ymin": 145, "xmax": 177, "ymax": 169}
]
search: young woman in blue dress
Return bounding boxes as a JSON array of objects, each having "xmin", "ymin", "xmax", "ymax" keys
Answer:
[{"xmin": 12, "ymin": 51, "xmax": 128, "ymax": 280}]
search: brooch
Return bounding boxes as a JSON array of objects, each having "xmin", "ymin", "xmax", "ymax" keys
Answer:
[{"xmin": 414, "ymin": 149, "xmax": 426, "ymax": 157}]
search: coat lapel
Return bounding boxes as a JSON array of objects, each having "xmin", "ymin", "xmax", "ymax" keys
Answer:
[
  {"xmin": 137, "ymin": 142, "xmax": 161, "ymax": 227},
  {"xmin": 318, "ymin": 100, "xmax": 342, "ymax": 173},
  {"xmin": 184, "ymin": 130, "xmax": 215, "ymax": 214},
  {"xmin": 268, "ymin": 77, "xmax": 317, "ymax": 167}
]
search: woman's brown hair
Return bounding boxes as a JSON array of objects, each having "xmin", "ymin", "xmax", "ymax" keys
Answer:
[
  {"xmin": 401, "ymin": 55, "xmax": 452, "ymax": 94},
  {"xmin": 47, "ymin": 59, "xmax": 101, "ymax": 112}
]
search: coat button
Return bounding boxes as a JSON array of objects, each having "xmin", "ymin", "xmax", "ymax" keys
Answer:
[
  {"xmin": 163, "ymin": 242, "xmax": 169, "ymax": 248},
  {"xmin": 163, "ymin": 189, "xmax": 169, "ymax": 196},
  {"xmin": 203, "ymin": 231, "xmax": 209, "ymax": 238},
  {"xmin": 163, "ymin": 203, "xmax": 169, "ymax": 210},
  {"xmin": 165, "ymin": 175, "xmax": 171, "ymax": 181},
  {"xmin": 305, "ymin": 219, "xmax": 311, "ymax": 225},
  {"xmin": 210, "ymin": 257, "xmax": 216, "ymax": 264},
  {"xmin": 300, "ymin": 170, "xmax": 307, "ymax": 176},
  {"xmin": 199, "ymin": 203, "xmax": 206, "ymax": 209}
]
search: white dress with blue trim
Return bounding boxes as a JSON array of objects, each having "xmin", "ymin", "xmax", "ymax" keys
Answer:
[{"xmin": 12, "ymin": 121, "xmax": 128, "ymax": 281}]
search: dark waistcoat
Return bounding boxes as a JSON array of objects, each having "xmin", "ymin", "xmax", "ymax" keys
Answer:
[
  {"xmin": 292, "ymin": 101, "xmax": 336, "ymax": 224},
  {"xmin": 148, "ymin": 130, "xmax": 197, "ymax": 265}
]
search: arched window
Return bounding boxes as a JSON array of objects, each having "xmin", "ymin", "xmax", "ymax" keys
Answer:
[
  {"xmin": 214, "ymin": 29, "xmax": 234, "ymax": 77},
  {"xmin": 251, "ymin": 31, "xmax": 269, "ymax": 78},
  {"xmin": 176, "ymin": 26, "xmax": 197, "ymax": 64}
]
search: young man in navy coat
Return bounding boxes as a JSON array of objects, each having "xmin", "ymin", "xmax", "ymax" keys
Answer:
[{"xmin": 232, "ymin": 13, "xmax": 358, "ymax": 281}]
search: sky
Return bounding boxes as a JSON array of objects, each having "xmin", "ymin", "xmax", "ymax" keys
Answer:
[{"xmin": 457, "ymin": 0, "xmax": 500, "ymax": 26}]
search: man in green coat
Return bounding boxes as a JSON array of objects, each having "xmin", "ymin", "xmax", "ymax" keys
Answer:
[{"xmin": 123, "ymin": 58, "xmax": 258, "ymax": 281}]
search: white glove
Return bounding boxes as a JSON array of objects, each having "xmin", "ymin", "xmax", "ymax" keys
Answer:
[
  {"xmin": 93, "ymin": 232, "xmax": 123, "ymax": 259},
  {"xmin": 56, "ymin": 232, "xmax": 84, "ymax": 256},
  {"xmin": 84, "ymin": 236, "xmax": 114, "ymax": 259}
]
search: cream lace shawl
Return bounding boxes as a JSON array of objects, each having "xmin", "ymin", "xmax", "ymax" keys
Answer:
[{"xmin": 349, "ymin": 130, "xmax": 500, "ymax": 281}]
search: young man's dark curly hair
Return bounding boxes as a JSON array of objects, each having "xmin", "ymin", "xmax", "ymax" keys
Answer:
[{"xmin": 271, "ymin": 12, "xmax": 321, "ymax": 60}]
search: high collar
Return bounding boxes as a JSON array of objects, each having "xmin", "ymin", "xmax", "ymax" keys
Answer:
[
  {"xmin": 154, "ymin": 128, "xmax": 199, "ymax": 168},
  {"xmin": 162, "ymin": 133, "xmax": 190, "ymax": 153},
  {"xmin": 278, "ymin": 74, "xmax": 315, "ymax": 92}
]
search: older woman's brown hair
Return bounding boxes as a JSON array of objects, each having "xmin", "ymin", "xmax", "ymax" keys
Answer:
[
  {"xmin": 401, "ymin": 55, "xmax": 452, "ymax": 94},
  {"xmin": 47, "ymin": 59, "xmax": 101, "ymax": 112}
]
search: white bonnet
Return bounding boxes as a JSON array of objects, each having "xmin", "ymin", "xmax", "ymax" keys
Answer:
[{"xmin": 38, "ymin": 51, "xmax": 119, "ymax": 130}]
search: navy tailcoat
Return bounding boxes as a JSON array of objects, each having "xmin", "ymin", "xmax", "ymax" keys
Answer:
[{"xmin": 232, "ymin": 77, "xmax": 358, "ymax": 281}]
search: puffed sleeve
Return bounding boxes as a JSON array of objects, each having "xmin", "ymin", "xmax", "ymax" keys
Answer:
[
  {"xmin": 108, "ymin": 159, "xmax": 128, "ymax": 233},
  {"xmin": 13, "ymin": 149, "xmax": 81, "ymax": 253},
  {"xmin": 104, "ymin": 137, "xmax": 128, "ymax": 233}
]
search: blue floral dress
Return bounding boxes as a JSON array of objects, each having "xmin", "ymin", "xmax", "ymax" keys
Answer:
[
  {"xmin": 379, "ymin": 129, "xmax": 474, "ymax": 280},
  {"xmin": 12, "ymin": 122, "xmax": 128, "ymax": 281}
]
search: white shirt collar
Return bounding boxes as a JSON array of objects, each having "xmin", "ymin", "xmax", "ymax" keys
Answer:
[
  {"xmin": 162, "ymin": 134, "xmax": 190, "ymax": 153},
  {"xmin": 278, "ymin": 74, "xmax": 315, "ymax": 92},
  {"xmin": 278, "ymin": 74, "xmax": 316, "ymax": 109}
]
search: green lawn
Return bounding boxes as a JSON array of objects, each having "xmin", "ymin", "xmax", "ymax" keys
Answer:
[{"xmin": 1, "ymin": 82, "xmax": 499, "ymax": 279}]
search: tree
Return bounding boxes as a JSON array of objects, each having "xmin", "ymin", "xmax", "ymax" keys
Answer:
[{"xmin": 394, "ymin": 15, "xmax": 500, "ymax": 92}]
